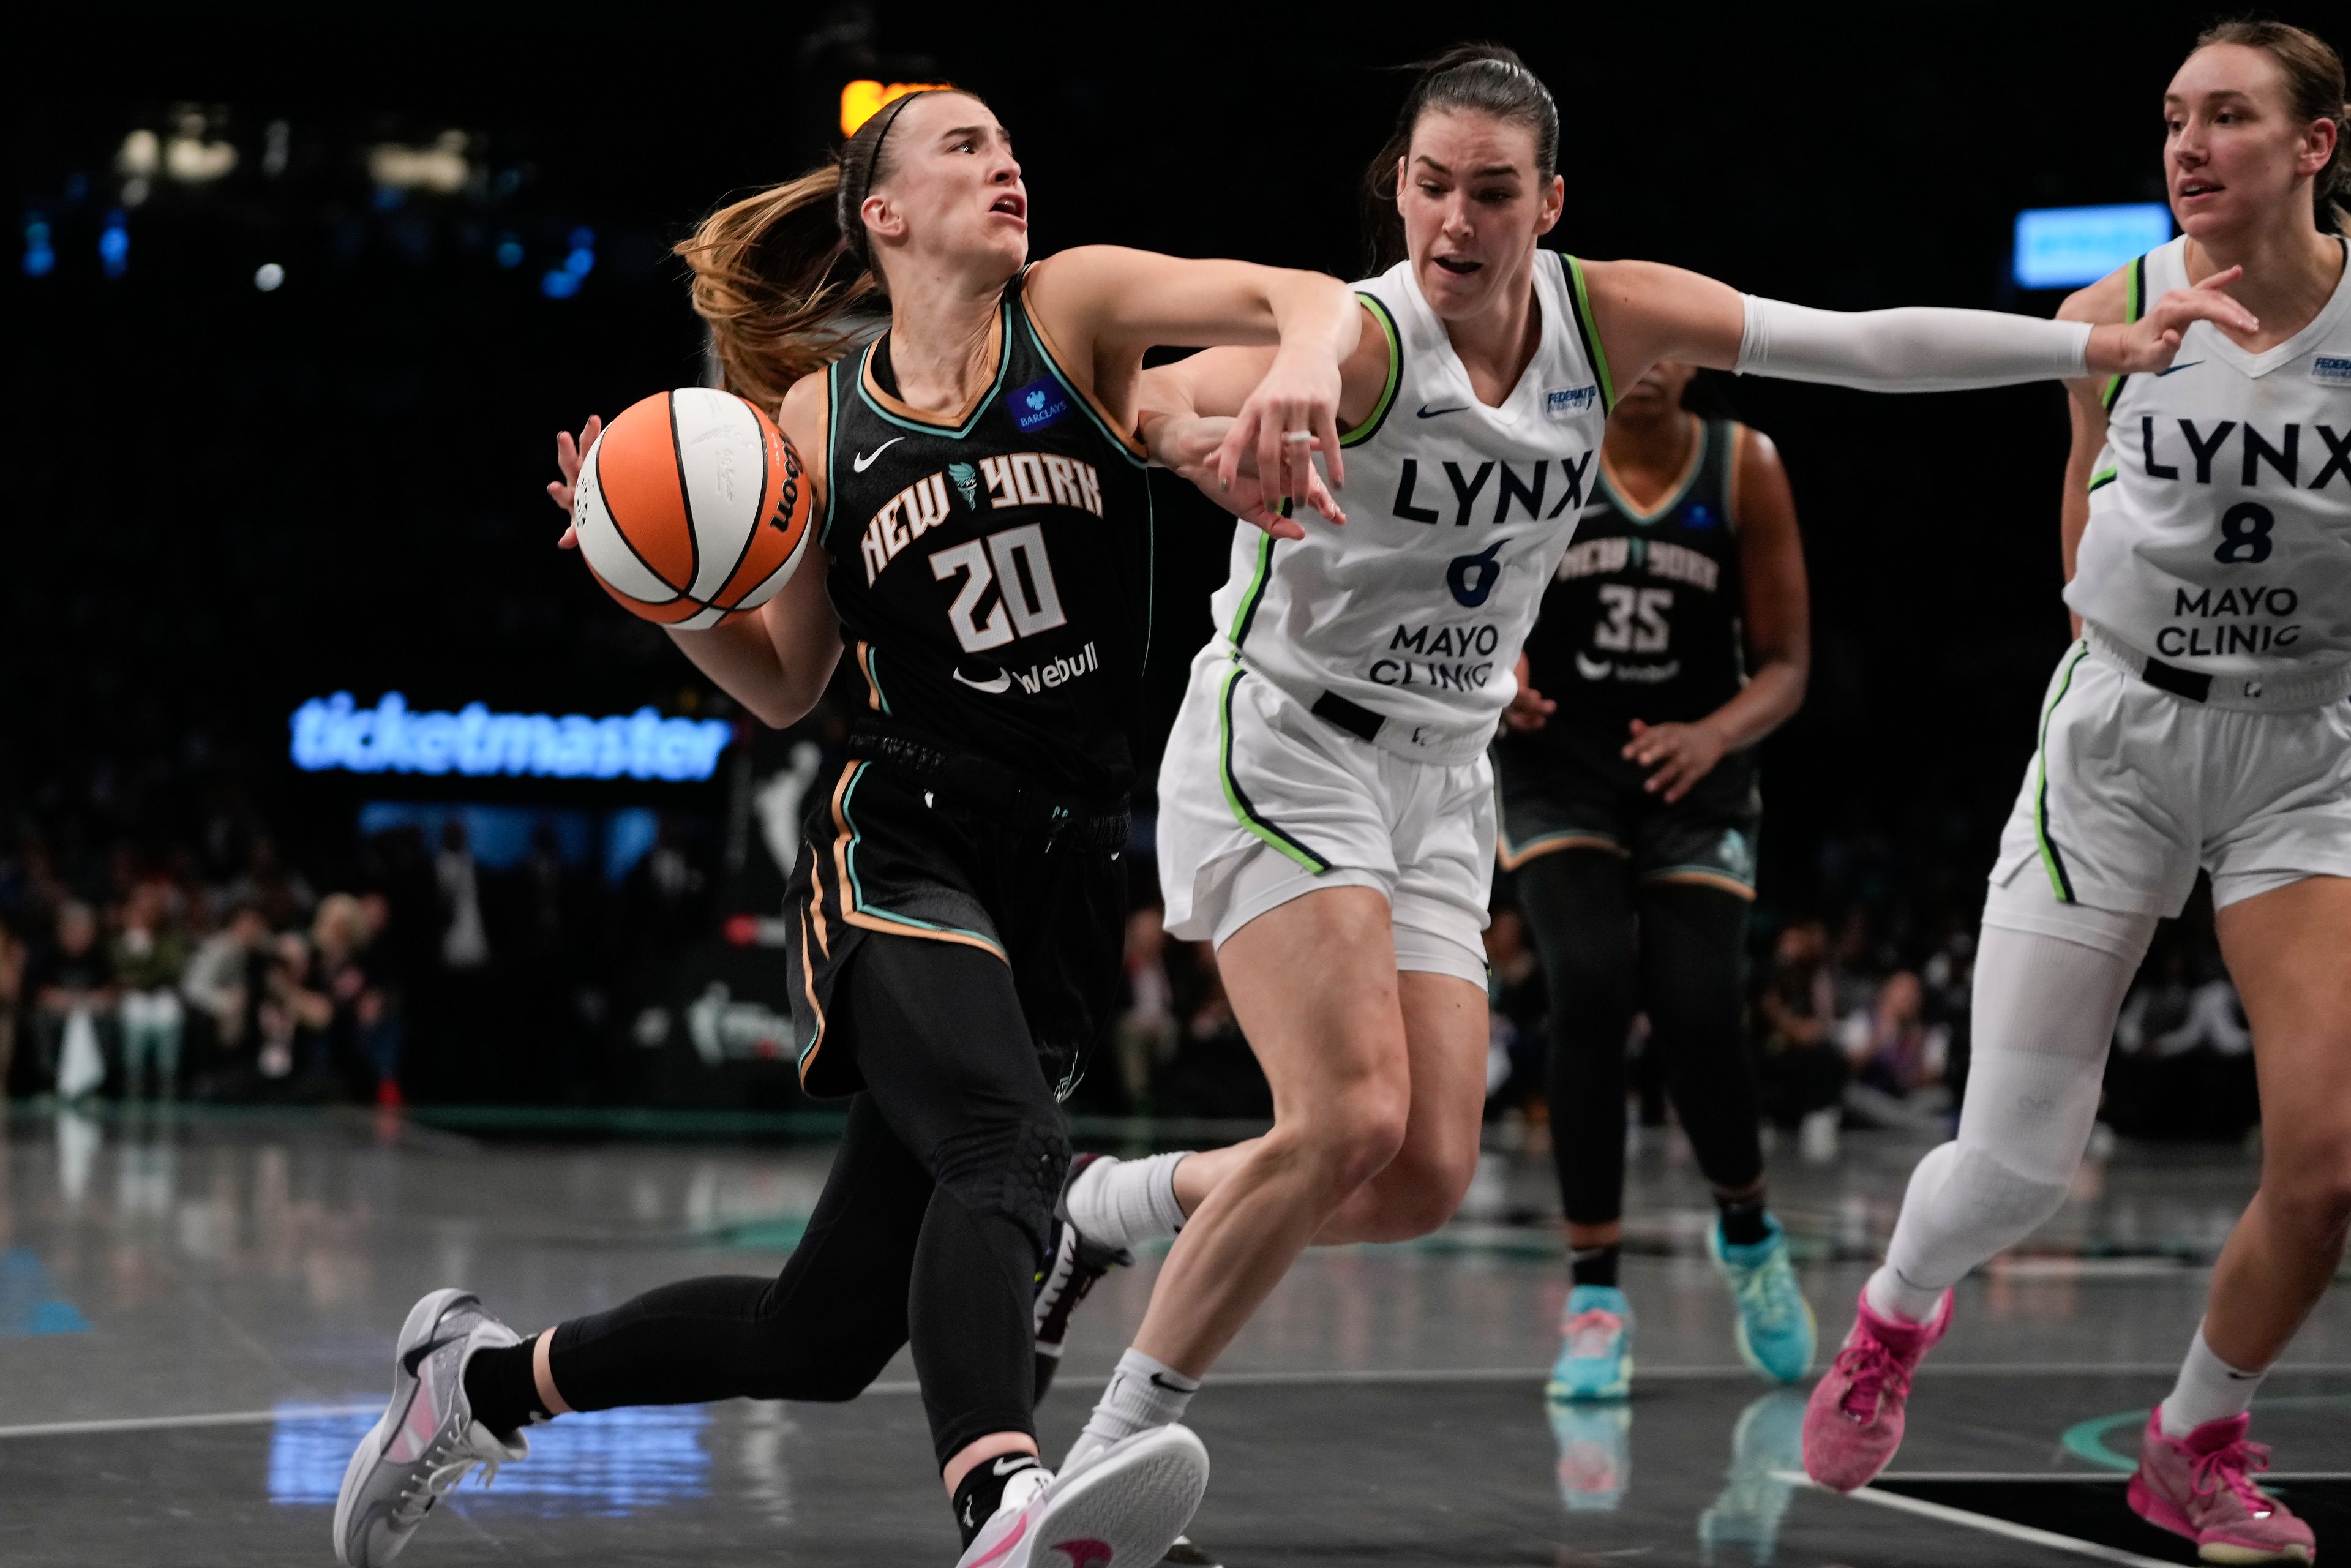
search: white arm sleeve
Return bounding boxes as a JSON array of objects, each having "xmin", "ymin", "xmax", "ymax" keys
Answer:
[{"xmin": 1736, "ymin": 295, "xmax": 2094, "ymax": 392}]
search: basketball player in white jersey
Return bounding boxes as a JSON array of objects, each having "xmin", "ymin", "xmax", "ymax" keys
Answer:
[
  {"xmin": 1034, "ymin": 45, "xmax": 2250, "ymax": 1510},
  {"xmin": 1802, "ymin": 21, "xmax": 2350, "ymax": 1563}
]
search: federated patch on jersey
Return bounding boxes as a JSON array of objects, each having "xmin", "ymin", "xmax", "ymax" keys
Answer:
[
  {"xmin": 1546, "ymin": 384, "xmax": 1600, "ymax": 418},
  {"xmin": 1011, "ymin": 375, "xmax": 1071, "ymax": 432},
  {"xmin": 2314, "ymin": 354, "xmax": 2351, "ymax": 387}
]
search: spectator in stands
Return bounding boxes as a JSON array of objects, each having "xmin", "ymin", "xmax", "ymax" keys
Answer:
[
  {"xmin": 2105, "ymin": 937, "xmax": 2259, "ymax": 1141},
  {"xmin": 1111, "ymin": 905, "xmax": 1178, "ymax": 1112},
  {"xmin": 0, "ymin": 922, "xmax": 23, "ymax": 1094},
  {"xmin": 255, "ymin": 930, "xmax": 331, "ymax": 1088},
  {"xmin": 313, "ymin": 892, "xmax": 402, "ymax": 1104},
  {"xmin": 1755, "ymin": 918, "xmax": 1845, "ymax": 1158},
  {"xmin": 435, "ymin": 822, "xmax": 490, "ymax": 972},
  {"xmin": 228, "ymin": 835, "xmax": 316, "ymax": 932},
  {"xmin": 113, "ymin": 879, "xmax": 189, "ymax": 1097},
  {"xmin": 26, "ymin": 901, "xmax": 116, "ymax": 1096},
  {"xmin": 182, "ymin": 902, "xmax": 270, "ymax": 1068},
  {"xmin": 1842, "ymin": 970, "xmax": 1949, "ymax": 1098}
]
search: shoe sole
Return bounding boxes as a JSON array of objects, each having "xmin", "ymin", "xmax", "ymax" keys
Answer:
[
  {"xmin": 1547, "ymin": 1352, "xmax": 1633, "ymax": 1403},
  {"xmin": 332, "ymin": 1288, "xmax": 475, "ymax": 1568},
  {"xmin": 1022, "ymin": 1427, "xmax": 1209, "ymax": 1567},
  {"xmin": 2128, "ymin": 1474, "xmax": 2314, "ymax": 1564}
]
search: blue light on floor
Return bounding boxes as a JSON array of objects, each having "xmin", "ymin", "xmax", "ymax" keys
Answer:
[
  {"xmin": 270, "ymin": 1403, "xmax": 711, "ymax": 1515},
  {"xmin": 0, "ymin": 1247, "xmax": 90, "ymax": 1335}
]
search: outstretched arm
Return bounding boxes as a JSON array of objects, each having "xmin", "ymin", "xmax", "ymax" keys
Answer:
[
  {"xmin": 1577, "ymin": 258, "xmax": 2259, "ymax": 397},
  {"xmin": 1023, "ymin": 247, "xmax": 1360, "ymax": 507},
  {"xmin": 2053, "ymin": 264, "xmax": 2132, "ymax": 637}
]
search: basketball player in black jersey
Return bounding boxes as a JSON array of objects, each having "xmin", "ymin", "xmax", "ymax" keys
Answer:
[
  {"xmin": 1495, "ymin": 360, "xmax": 1816, "ymax": 1425},
  {"xmin": 332, "ymin": 88, "xmax": 1357, "ymax": 1568}
]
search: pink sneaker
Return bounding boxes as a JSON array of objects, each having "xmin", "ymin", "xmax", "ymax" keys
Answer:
[
  {"xmin": 2128, "ymin": 1410, "xmax": 2314, "ymax": 1564},
  {"xmin": 1801, "ymin": 1286, "xmax": 1951, "ymax": 1491}
]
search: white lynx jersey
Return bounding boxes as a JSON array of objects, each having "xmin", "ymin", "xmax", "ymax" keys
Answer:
[
  {"xmin": 2069, "ymin": 236, "xmax": 2351, "ymax": 694},
  {"xmin": 1203, "ymin": 252, "xmax": 1613, "ymax": 765}
]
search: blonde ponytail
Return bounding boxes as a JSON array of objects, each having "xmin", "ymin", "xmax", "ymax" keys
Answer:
[{"xmin": 673, "ymin": 168, "xmax": 880, "ymax": 411}]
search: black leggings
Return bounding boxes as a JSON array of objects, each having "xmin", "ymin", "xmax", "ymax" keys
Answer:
[
  {"xmin": 1518, "ymin": 849, "xmax": 1763, "ymax": 1228},
  {"xmin": 546, "ymin": 935, "xmax": 1065, "ymax": 1469}
]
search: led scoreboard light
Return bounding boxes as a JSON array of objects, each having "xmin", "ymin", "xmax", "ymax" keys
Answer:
[
  {"xmin": 839, "ymin": 80, "xmax": 958, "ymax": 137},
  {"xmin": 2013, "ymin": 203, "xmax": 2175, "ymax": 290}
]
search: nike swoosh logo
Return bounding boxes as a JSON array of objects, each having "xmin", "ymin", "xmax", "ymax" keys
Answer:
[
  {"xmin": 1147, "ymin": 1372, "xmax": 1194, "ymax": 1392},
  {"xmin": 2156, "ymin": 360, "xmax": 2204, "ymax": 377},
  {"xmin": 1574, "ymin": 653, "xmax": 1612, "ymax": 681},
  {"xmin": 851, "ymin": 437, "xmax": 906, "ymax": 471},
  {"xmin": 1417, "ymin": 403, "xmax": 1469, "ymax": 418},
  {"xmin": 953, "ymin": 667, "xmax": 1013, "ymax": 695},
  {"xmin": 401, "ymin": 1332, "xmax": 464, "ymax": 1377},
  {"xmin": 991, "ymin": 1455, "xmax": 1038, "ymax": 1476}
]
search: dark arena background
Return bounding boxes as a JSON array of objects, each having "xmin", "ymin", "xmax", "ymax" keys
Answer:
[{"xmin": 2, "ymin": 4, "xmax": 2344, "ymax": 1565}]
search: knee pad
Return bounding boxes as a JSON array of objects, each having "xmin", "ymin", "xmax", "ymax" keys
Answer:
[{"xmin": 931, "ymin": 1117, "xmax": 1069, "ymax": 1261}]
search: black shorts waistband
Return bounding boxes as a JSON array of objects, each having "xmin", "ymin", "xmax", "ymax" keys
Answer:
[{"xmin": 846, "ymin": 719, "xmax": 1130, "ymax": 852}]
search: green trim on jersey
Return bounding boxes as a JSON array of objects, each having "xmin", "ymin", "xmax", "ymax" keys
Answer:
[
  {"xmin": 1339, "ymin": 292, "xmax": 1403, "ymax": 448},
  {"xmin": 838, "ymin": 763, "xmax": 1007, "ymax": 957},
  {"xmin": 2099, "ymin": 253, "xmax": 2148, "ymax": 413},
  {"xmin": 853, "ymin": 304, "xmax": 1016, "ymax": 440},
  {"xmin": 1217, "ymin": 665, "xmax": 1329, "ymax": 872},
  {"xmin": 2033, "ymin": 642, "xmax": 2091, "ymax": 903},
  {"xmin": 1018, "ymin": 313, "xmax": 1149, "ymax": 470},
  {"xmin": 1564, "ymin": 255, "xmax": 1617, "ymax": 414},
  {"xmin": 859, "ymin": 642, "xmax": 892, "ymax": 714},
  {"xmin": 820, "ymin": 359, "xmax": 845, "ymax": 547},
  {"xmin": 1226, "ymin": 532, "xmax": 1276, "ymax": 649},
  {"xmin": 2087, "ymin": 466, "xmax": 2118, "ymax": 493}
]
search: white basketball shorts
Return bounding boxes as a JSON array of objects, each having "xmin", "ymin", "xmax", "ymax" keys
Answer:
[
  {"xmin": 1985, "ymin": 634, "xmax": 2351, "ymax": 946},
  {"xmin": 1156, "ymin": 645, "xmax": 1493, "ymax": 986}
]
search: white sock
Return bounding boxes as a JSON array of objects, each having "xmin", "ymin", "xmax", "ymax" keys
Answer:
[
  {"xmin": 1063, "ymin": 1152, "xmax": 1191, "ymax": 1252},
  {"xmin": 1072, "ymin": 1348, "xmax": 1198, "ymax": 1462},
  {"xmin": 1864, "ymin": 1264, "xmax": 1948, "ymax": 1325},
  {"xmin": 2160, "ymin": 1324, "xmax": 2266, "ymax": 1436}
]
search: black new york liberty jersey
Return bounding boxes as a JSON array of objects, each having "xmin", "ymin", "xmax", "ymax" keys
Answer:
[
  {"xmin": 820, "ymin": 271, "xmax": 1152, "ymax": 801},
  {"xmin": 1519, "ymin": 417, "xmax": 1750, "ymax": 735}
]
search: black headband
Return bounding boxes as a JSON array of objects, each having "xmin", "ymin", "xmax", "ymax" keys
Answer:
[{"xmin": 839, "ymin": 89, "xmax": 948, "ymax": 260}]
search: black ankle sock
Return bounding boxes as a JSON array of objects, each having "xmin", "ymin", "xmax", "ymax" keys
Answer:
[
  {"xmin": 462, "ymin": 1334, "xmax": 551, "ymax": 1438},
  {"xmin": 953, "ymin": 1453, "xmax": 1043, "ymax": 1547},
  {"xmin": 1570, "ymin": 1243, "xmax": 1621, "ymax": 1289},
  {"xmin": 1717, "ymin": 1190, "xmax": 1771, "ymax": 1247}
]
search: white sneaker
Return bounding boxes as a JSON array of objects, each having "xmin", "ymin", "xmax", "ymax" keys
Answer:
[
  {"xmin": 956, "ymin": 1424, "xmax": 1209, "ymax": 1567},
  {"xmin": 333, "ymin": 1288, "xmax": 531, "ymax": 1567}
]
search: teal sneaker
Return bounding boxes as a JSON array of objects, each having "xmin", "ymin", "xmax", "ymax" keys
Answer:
[
  {"xmin": 1708, "ymin": 1215, "xmax": 1816, "ymax": 1385},
  {"xmin": 1549, "ymin": 1400, "xmax": 1632, "ymax": 1512},
  {"xmin": 1548, "ymin": 1284, "xmax": 1633, "ymax": 1401},
  {"xmin": 1698, "ymin": 1389, "xmax": 1807, "ymax": 1564}
]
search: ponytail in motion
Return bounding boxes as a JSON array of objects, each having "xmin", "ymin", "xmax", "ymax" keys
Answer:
[
  {"xmin": 2192, "ymin": 19, "xmax": 2350, "ymax": 236},
  {"xmin": 674, "ymin": 88, "xmax": 966, "ymax": 409},
  {"xmin": 1361, "ymin": 43, "xmax": 1560, "ymax": 272}
]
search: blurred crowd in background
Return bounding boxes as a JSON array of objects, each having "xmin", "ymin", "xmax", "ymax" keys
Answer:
[{"xmin": 0, "ymin": 686, "xmax": 2259, "ymax": 1150}]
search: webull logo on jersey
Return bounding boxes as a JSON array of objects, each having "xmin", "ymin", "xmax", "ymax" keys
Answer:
[
  {"xmin": 959, "ymin": 642, "xmax": 1102, "ymax": 697},
  {"xmin": 859, "ymin": 454, "xmax": 1104, "ymax": 585},
  {"xmin": 1390, "ymin": 453, "xmax": 1597, "ymax": 525}
]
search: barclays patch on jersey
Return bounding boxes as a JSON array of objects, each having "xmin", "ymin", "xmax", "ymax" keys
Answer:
[
  {"xmin": 2314, "ymin": 355, "xmax": 2351, "ymax": 387},
  {"xmin": 1012, "ymin": 375, "xmax": 1071, "ymax": 432},
  {"xmin": 1546, "ymin": 384, "xmax": 1600, "ymax": 417}
]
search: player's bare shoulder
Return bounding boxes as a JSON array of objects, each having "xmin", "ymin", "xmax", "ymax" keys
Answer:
[
  {"xmin": 2057, "ymin": 263, "xmax": 2135, "ymax": 408},
  {"xmin": 778, "ymin": 370, "xmax": 831, "ymax": 510}
]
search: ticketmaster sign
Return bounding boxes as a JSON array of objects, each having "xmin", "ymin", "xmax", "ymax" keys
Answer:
[{"xmin": 290, "ymin": 692, "xmax": 734, "ymax": 782}]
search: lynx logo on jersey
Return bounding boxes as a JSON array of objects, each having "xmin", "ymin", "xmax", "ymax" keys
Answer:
[
  {"xmin": 1391, "ymin": 453, "xmax": 1596, "ymax": 525},
  {"xmin": 2134, "ymin": 416, "xmax": 2351, "ymax": 490},
  {"xmin": 859, "ymin": 455, "xmax": 1104, "ymax": 585}
]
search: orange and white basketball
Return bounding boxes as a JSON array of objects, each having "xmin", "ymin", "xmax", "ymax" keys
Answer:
[{"xmin": 571, "ymin": 387, "xmax": 814, "ymax": 629}]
